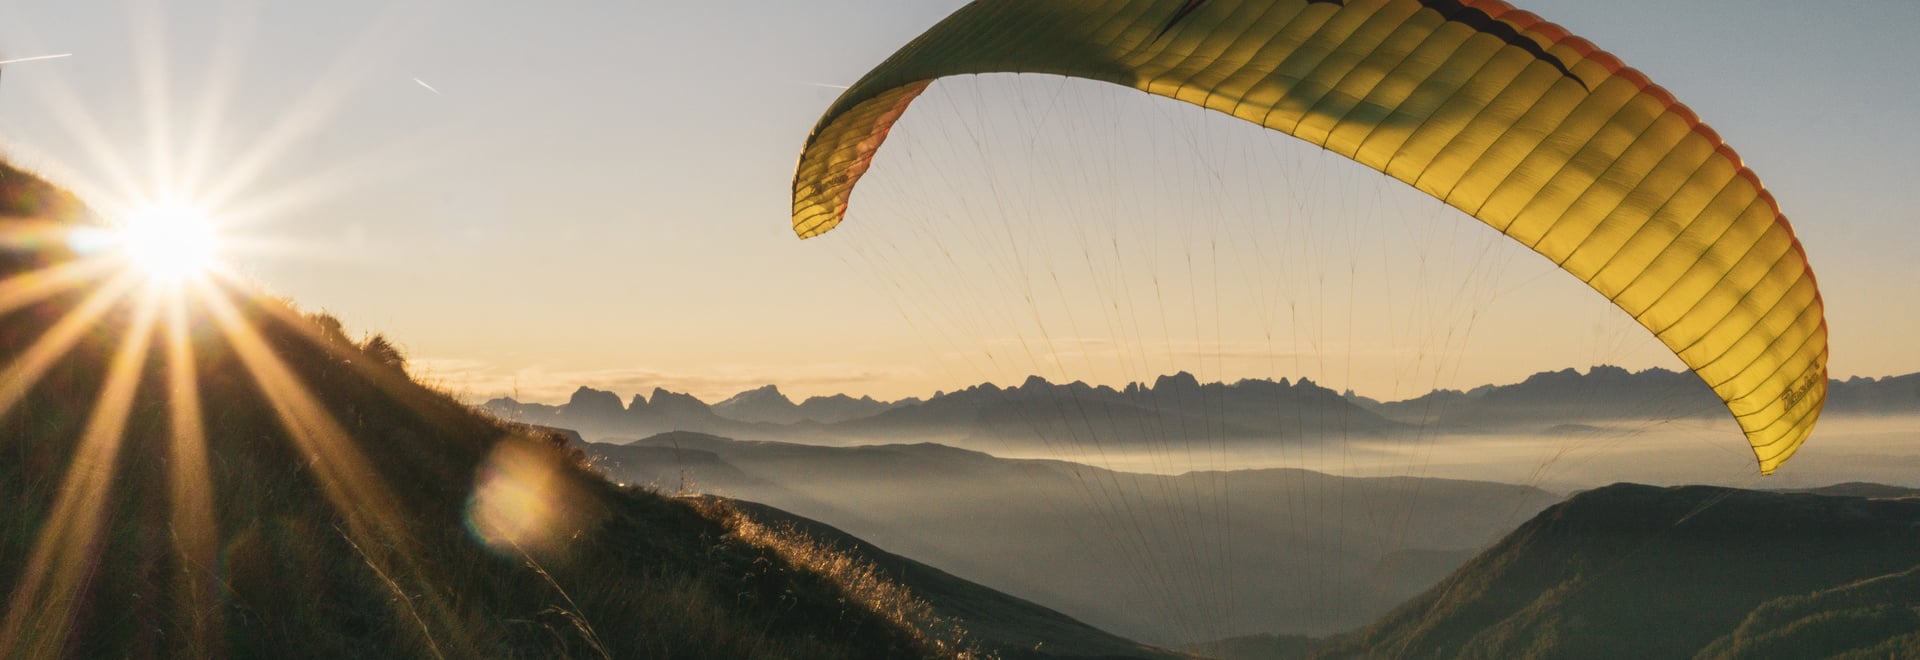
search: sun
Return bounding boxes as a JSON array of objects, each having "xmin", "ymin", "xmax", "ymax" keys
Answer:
[{"xmin": 116, "ymin": 201, "xmax": 223, "ymax": 284}]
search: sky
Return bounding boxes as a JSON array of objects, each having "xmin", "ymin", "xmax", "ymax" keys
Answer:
[{"xmin": 1, "ymin": 0, "xmax": 1915, "ymax": 405}]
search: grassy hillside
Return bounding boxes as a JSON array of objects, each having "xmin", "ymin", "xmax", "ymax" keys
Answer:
[
  {"xmin": 0, "ymin": 159, "xmax": 975, "ymax": 658},
  {"xmin": 714, "ymin": 498, "xmax": 1181, "ymax": 659},
  {"xmin": 1317, "ymin": 484, "xmax": 1920, "ymax": 659}
]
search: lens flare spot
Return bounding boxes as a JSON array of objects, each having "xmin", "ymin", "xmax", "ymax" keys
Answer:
[
  {"xmin": 464, "ymin": 440, "xmax": 591, "ymax": 556},
  {"xmin": 64, "ymin": 226, "xmax": 116, "ymax": 256}
]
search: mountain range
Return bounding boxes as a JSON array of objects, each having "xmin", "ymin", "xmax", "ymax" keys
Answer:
[
  {"xmin": 713, "ymin": 385, "xmax": 911, "ymax": 424},
  {"xmin": 487, "ymin": 366, "xmax": 1920, "ymax": 445}
]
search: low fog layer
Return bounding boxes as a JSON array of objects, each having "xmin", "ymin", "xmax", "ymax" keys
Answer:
[{"xmin": 589, "ymin": 433, "xmax": 1560, "ymax": 644}]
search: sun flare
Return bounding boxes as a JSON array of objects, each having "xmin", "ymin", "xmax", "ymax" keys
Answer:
[{"xmin": 116, "ymin": 201, "xmax": 222, "ymax": 284}]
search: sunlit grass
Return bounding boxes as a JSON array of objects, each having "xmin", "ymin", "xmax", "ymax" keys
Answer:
[
  {"xmin": 0, "ymin": 257, "xmax": 118, "ymax": 316},
  {"xmin": 198, "ymin": 286, "xmax": 469, "ymax": 658},
  {"xmin": 690, "ymin": 497, "xmax": 983, "ymax": 658},
  {"xmin": 0, "ymin": 273, "xmax": 141, "ymax": 418},
  {"xmin": 0, "ymin": 233, "xmax": 469, "ymax": 657},
  {"xmin": 0, "ymin": 293, "xmax": 159, "ymax": 658},
  {"xmin": 160, "ymin": 292, "xmax": 221, "ymax": 658}
]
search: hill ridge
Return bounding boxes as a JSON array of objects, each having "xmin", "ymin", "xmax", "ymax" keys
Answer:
[{"xmin": 1317, "ymin": 483, "xmax": 1920, "ymax": 658}]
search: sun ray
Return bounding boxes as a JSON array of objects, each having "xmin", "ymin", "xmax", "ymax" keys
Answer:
[
  {"xmin": 0, "ymin": 256, "xmax": 116, "ymax": 318},
  {"xmin": 175, "ymin": 2, "xmax": 259, "ymax": 197},
  {"xmin": 0, "ymin": 272, "xmax": 140, "ymax": 420},
  {"xmin": 127, "ymin": 0, "xmax": 177, "ymax": 194},
  {"xmin": 10, "ymin": 62, "xmax": 152, "ymax": 207},
  {"xmin": 0, "ymin": 292, "xmax": 160, "ymax": 659},
  {"xmin": 198, "ymin": 288, "xmax": 469, "ymax": 658},
  {"xmin": 161, "ymin": 290, "xmax": 222, "ymax": 659},
  {"xmin": 194, "ymin": 6, "xmax": 427, "ymax": 213},
  {"xmin": 209, "ymin": 121, "xmax": 461, "ymax": 235}
]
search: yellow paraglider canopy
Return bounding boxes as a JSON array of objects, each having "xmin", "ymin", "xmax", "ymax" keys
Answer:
[{"xmin": 791, "ymin": 0, "xmax": 1826, "ymax": 473}]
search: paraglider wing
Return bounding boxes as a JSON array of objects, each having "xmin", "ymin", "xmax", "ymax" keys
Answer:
[{"xmin": 791, "ymin": 0, "xmax": 1826, "ymax": 473}]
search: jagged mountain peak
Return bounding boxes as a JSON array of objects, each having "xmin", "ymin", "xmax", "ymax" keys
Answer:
[
  {"xmin": 1152, "ymin": 371, "xmax": 1201, "ymax": 390},
  {"xmin": 562, "ymin": 386, "xmax": 625, "ymax": 418},
  {"xmin": 722, "ymin": 384, "xmax": 792, "ymax": 405}
]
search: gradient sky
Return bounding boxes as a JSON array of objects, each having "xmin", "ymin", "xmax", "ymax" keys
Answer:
[{"xmin": 1, "ymin": 0, "xmax": 1915, "ymax": 404}]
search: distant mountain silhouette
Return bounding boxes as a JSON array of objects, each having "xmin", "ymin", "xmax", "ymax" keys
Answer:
[
  {"xmin": 1318, "ymin": 484, "xmax": 1920, "ymax": 658},
  {"xmin": 1352, "ymin": 365, "xmax": 1920, "ymax": 432},
  {"xmin": 712, "ymin": 385, "xmax": 804, "ymax": 423},
  {"xmin": 805, "ymin": 392, "xmax": 922, "ymax": 421},
  {"xmin": 713, "ymin": 384, "xmax": 905, "ymax": 424},
  {"xmin": 1357, "ymin": 365, "xmax": 1722, "ymax": 429},
  {"xmin": 834, "ymin": 372, "xmax": 1405, "ymax": 447},
  {"xmin": 486, "ymin": 371, "xmax": 1405, "ymax": 446},
  {"xmin": 484, "ymin": 384, "xmax": 770, "ymax": 440},
  {"xmin": 586, "ymin": 432, "xmax": 1560, "ymax": 644},
  {"xmin": 491, "ymin": 365, "xmax": 1920, "ymax": 446},
  {"xmin": 1827, "ymin": 372, "xmax": 1920, "ymax": 415}
]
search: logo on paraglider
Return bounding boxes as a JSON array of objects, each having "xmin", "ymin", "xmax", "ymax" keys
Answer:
[
  {"xmin": 1157, "ymin": 0, "xmax": 1590, "ymax": 90},
  {"xmin": 1781, "ymin": 372, "xmax": 1822, "ymax": 410}
]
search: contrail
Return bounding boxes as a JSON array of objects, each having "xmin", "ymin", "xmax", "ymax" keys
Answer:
[
  {"xmin": 804, "ymin": 82, "xmax": 851, "ymax": 90},
  {"xmin": 413, "ymin": 78, "xmax": 442, "ymax": 96},
  {"xmin": 0, "ymin": 54, "xmax": 73, "ymax": 66}
]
